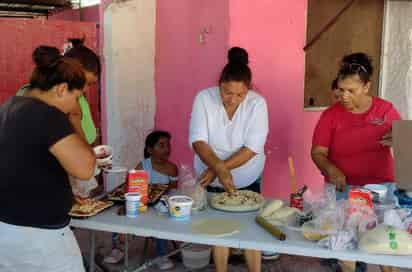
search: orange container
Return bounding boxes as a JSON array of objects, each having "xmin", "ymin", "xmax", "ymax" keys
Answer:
[{"xmin": 127, "ymin": 170, "xmax": 149, "ymax": 208}]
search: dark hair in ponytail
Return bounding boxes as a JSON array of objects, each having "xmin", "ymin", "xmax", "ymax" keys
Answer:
[
  {"xmin": 29, "ymin": 45, "xmax": 86, "ymax": 92},
  {"xmin": 144, "ymin": 130, "xmax": 171, "ymax": 158},
  {"xmin": 218, "ymin": 47, "xmax": 252, "ymax": 87},
  {"xmin": 331, "ymin": 78, "xmax": 338, "ymax": 90},
  {"xmin": 64, "ymin": 37, "xmax": 101, "ymax": 76}
]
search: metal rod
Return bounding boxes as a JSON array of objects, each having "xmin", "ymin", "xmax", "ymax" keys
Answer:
[
  {"xmin": 89, "ymin": 230, "xmax": 96, "ymax": 272},
  {"xmin": 132, "ymin": 243, "xmax": 189, "ymax": 272},
  {"xmin": 124, "ymin": 234, "xmax": 129, "ymax": 269}
]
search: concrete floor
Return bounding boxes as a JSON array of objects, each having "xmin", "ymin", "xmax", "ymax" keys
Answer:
[{"xmin": 74, "ymin": 229, "xmax": 411, "ymax": 272}]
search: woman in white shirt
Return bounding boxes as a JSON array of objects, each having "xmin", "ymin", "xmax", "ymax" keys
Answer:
[{"xmin": 189, "ymin": 47, "xmax": 268, "ymax": 272}]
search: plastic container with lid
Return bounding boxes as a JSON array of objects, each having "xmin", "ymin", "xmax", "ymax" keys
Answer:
[
  {"xmin": 182, "ymin": 244, "xmax": 211, "ymax": 270},
  {"xmin": 364, "ymin": 184, "xmax": 388, "ymax": 202},
  {"xmin": 104, "ymin": 166, "xmax": 128, "ymax": 193},
  {"xmin": 167, "ymin": 195, "xmax": 193, "ymax": 220},
  {"xmin": 125, "ymin": 193, "xmax": 141, "ymax": 218}
]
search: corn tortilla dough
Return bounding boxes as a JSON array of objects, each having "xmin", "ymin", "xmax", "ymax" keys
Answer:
[{"xmin": 191, "ymin": 218, "xmax": 241, "ymax": 237}]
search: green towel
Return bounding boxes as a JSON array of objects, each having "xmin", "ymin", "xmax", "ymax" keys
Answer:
[
  {"xmin": 78, "ymin": 95, "xmax": 97, "ymax": 144},
  {"xmin": 16, "ymin": 84, "xmax": 30, "ymax": 96},
  {"xmin": 16, "ymin": 85, "xmax": 97, "ymax": 144}
]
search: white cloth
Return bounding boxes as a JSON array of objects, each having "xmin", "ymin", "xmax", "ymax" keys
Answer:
[
  {"xmin": 0, "ymin": 221, "xmax": 85, "ymax": 272},
  {"xmin": 189, "ymin": 87, "xmax": 268, "ymax": 188}
]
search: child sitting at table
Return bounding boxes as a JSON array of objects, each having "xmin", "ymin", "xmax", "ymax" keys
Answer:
[{"xmin": 104, "ymin": 130, "xmax": 178, "ymax": 270}]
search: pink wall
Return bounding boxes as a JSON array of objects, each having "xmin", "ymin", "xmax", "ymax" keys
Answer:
[
  {"xmin": 50, "ymin": 5, "xmax": 100, "ymax": 50},
  {"xmin": 228, "ymin": 0, "xmax": 323, "ymax": 198},
  {"xmin": 155, "ymin": 0, "xmax": 229, "ymax": 166},
  {"xmin": 50, "ymin": 5, "xmax": 100, "ymax": 23},
  {"xmin": 0, "ymin": 18, "xmax": 98, "ymax": 119},
  {"xmin": 154, "ymin": 1, "xmax": 324, "ymax": 198},
  {"xmin": 303, "ymin": 111, "xmax": 323, "ymax": 195}
]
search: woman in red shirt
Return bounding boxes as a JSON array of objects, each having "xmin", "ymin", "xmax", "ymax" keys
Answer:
[{"xmin": 311, "ymin": 53, "xmax": 401, "ymax": 194}]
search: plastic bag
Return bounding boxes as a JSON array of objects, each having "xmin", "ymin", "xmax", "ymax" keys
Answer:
[
  {"xmin": 302, "ymin": 200, "xmax": 346, "ymax": 240},
  {"xmin": 69, "ymin": 165, "xmax": 100, "ymax": 198},
  {"xmin": 345, "ymin": 189, "xmax": 377, "ymax": 233},
  {"xmin": 360, "ymin": 224, "xmax": 412, "ymax": 255},
  {"xmin": 178, "ymin": 164, "xmax": 207, "ymax": 211},
  {"xmin": 318, "ymin": 229, "xmax": 358, "ymax": 251},
  {"xmin": 304, "ymin": 183, "xmax": 337, "ymax": 217},
  {"xmin": 384, "ymin": 209, "xmax": 405, "ymax": 230},
  {"xmin": 70, "ymin": 176, "xmax": 98, "ymax": 198},
  {"xmin": 383, "ymin": 208, "xmax": 412, "ymax": 230}
]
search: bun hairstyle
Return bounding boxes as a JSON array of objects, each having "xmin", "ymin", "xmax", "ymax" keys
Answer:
[
  {"xmin": 68, "ymin": 37, "xmax": 85, "ymax": 47},
  {"xmin": 32, "ymin": 46, "xmax": 61, "ymax": 69},
  {"xmin": 219, "ymin": 47, "xmax": 252, "ymax": 87},
  {"xmin": 338, "ymin": 52, "xmax": 373, "ymax": 84},
  {"xmin": 64, "ymin": 37, "xmax": 101, "ymax": 76},
  {"xmin": 29, "ymin": 45, "xmax": 86, "ymax": 92},
  {"xmin": 227, "ymin": 47, "xmax": 249, "ymax": 65}
]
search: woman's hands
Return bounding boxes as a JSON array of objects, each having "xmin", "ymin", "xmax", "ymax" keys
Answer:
[
  {"xmin": 198, "ymin": 168, "xmax": 216, "ymax": 187},
  {"xmin": 311, "ymin": 145, "xmax": 346, "ymax": 192},
  {"xmin": 193, "ymin": 141, "xmax": 236, "ymax": 193},
  {"xmin": 326, "ymin": 165, "xmax": 346, "ymax": 192},
  {"xmin": 380, "ymin": 131, "xmax": 393, "ymax": 147},
  {"xmin": 199, "ymin": 163, "xmax": 235, "ymax": 193}
]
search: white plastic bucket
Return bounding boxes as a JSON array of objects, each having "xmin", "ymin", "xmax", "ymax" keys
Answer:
[
  {"xmin": 182, "ymin": 244, "xmax": 211, "ymax": 270},
  {"xmin": 168, "ymin": 196, "xmax": 193, "ymax": 220},
  {"xmin": 125, "ymin": 193, "xmax": 141, "ymax": 218}
]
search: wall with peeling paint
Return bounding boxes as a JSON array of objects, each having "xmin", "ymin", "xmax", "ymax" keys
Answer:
[{"xmin": 103, "ymin": 0, "xmax": 156, "ymax": 191}]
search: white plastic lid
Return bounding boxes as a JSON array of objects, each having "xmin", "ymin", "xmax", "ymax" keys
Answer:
[
  {"xmin": 125, "ymin": 193, "xmax": 141, "ymax": 201},
  {"xmin": 103, "ymin": 166, "xmax": 128, "ymax": 173},
  {"xmin": 169, "ymin": 195, "xmax": 193, "ymax": 204}
]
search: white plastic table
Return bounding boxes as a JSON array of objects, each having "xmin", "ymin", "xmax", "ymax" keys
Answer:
[{"xmin": 71, "ymin": 205, "xmax": 412, "ymax": 271}]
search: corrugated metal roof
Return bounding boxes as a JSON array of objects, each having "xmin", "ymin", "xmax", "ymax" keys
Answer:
[{"xmin": 0, "ymin": 0, "xmax": 73, "ymax": 17}]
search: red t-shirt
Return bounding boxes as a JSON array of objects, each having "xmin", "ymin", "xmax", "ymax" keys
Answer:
[{"xmin": 312, "ymin": 97, "xmax": 401, "ymax": 186}]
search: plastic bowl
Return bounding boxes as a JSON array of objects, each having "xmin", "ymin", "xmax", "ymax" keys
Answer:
[
  {"xmin": 182, "ymin": 244, "xmax": 211, "ymax": 270},
  {"xmin": 93, "ymin": 145, "xmax": 113, "ymax": 165}
]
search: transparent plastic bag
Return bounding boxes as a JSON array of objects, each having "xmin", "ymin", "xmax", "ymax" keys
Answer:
[
  {"xmin": 70, "ymin": 176, "xmax": 98, "ymax": 198},
  {"xmin": 304, "ymin": 183, "xmax": 337, "ymax": 217},
  {"xmin": 384, "ymin": 209, "xmax": 408, "ymax": 230},
  {"xmin": 345, "ymin": 189, "xmax": 378, "ymax": 233},
  {"xmin": 178, "ymin": 164, "xmax": 207, "ymax": 211},
  {"xmin": 318, "ymin": 229, "xmax": 358, "ymax": 251},
  {"xmin": 360, "ymin": 225, "xmax": 412, "ymax": 255},
  {"xmin": 302, "ymin": 200, "xmax": 346, "ymax": 241}
]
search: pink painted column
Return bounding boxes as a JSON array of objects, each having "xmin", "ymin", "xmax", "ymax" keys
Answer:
[
  {"xmin": 155, "ymin": 0, "xmax": 229, "ymax": 167},
  {"xmin": 228, "ymin": 0, "xmax": 323, "ymax": 198}
]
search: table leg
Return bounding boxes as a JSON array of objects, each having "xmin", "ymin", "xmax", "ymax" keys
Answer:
[
  {"xmin": 89, "ymin": 230, "xmax": 96, "ymax": 272},
  {"xmin": 380, "ymin": 266, "xmax": 397, "ymax": 272},
  {"xmin": 124, "ymin": 234, "xmax": 129, "ymax": 269}
]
